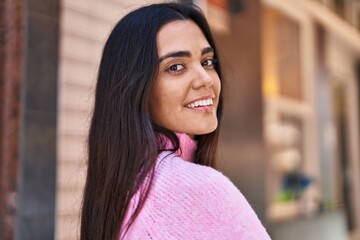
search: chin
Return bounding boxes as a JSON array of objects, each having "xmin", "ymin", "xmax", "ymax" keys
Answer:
[{"xmin": 190, "ymin": 123, "xmax": 218, "ymax": 136}]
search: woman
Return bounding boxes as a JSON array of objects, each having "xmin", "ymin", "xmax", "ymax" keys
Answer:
[{"xmin": 81, "ymin": 3, "xmax": 270, "ymax": 240}]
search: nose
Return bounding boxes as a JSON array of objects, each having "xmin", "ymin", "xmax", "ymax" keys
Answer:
[{"xmin": 192, "ymin": 66, "xmax": 214, "ymax": 89}]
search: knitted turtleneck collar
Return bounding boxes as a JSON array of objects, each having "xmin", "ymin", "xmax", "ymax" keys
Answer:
[
  {"xmin": 175, "ymin": 133, "xmax": 197, "ymax": 162},
  {"xmin": 161, "ymin": 132, "xmax": 197, "ymax": 162}
]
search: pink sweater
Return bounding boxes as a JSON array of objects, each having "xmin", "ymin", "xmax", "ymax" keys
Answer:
[{"xmin": 121, "ymin": 133, "xmax": 271, "ymax": 239}]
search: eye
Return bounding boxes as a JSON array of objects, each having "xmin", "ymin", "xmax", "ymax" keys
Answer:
[
  {"xmin": 166, "ymin": 64, "xmax": 185, "ymax": 74},
  {"xmin": 202, "ymin": 58, "xmax": 217, "ymax": 68}
]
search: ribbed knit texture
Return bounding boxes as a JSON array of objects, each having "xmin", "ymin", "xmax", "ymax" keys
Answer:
[{"xmin": 120, "ymin": 133, "xmax": 271, "ymax": 239}]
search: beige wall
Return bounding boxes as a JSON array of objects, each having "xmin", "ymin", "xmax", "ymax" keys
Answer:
[{"xmin": 56, "ymin": 1, "xmax": 162, "ymax": 239}]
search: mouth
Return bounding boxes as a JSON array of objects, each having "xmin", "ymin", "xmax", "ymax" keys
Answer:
[
  {"xmin": 184, "ymin": 97, "xmax": 215, "ymax": 113},
  {"xmin": 185, "ymin": 98, "xmax": 214, "ymax": 108}
]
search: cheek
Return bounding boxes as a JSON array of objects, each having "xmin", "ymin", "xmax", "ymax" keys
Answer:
[
  {"xmin": 149, "ymin": 83, "xmax": 175, "ymax": 123},
  {"xmin": 149, "ymin": 89, "xmax": 163, "ymax": 122},
  {"xmin": 149, "ymin": 83, "xmax": 160, "ymax": 118}
]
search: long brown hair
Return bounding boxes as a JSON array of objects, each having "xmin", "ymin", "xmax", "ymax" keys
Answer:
[{"xmin": 80, "ymin": 3, "xmax": 224, "ymax": 240}]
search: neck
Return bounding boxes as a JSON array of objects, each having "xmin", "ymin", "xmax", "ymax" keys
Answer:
[{"xmin": 159, "ymin": 132, "xmax": 197, "ymax": 162}]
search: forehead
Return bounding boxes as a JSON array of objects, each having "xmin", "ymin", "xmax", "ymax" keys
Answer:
[{"xmin": 156, "ymin": 20, "xmax": 210, "ymax": 56}]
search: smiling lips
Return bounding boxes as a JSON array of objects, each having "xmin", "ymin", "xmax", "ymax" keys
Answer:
[{"xmin": 185, "ymin": 98, "xmax": 215, "ymax": 112}]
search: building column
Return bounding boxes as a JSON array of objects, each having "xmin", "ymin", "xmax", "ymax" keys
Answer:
[
  {"xmin": 16, "ymin": 0, "xmax": 60, "ymax": 239},
  {"xmin": 0, "ymin": 0, "xmax": 24, "ymax": 239},
  {"xmin": 0, "ymin": 0, "xmax": 60, "ymax": 239}
]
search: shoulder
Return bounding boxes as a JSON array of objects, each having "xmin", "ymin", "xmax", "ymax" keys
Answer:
[
  {"xmin": 124, "ymin": 151, "xmax": 271, "ymax": 239},
  {"xmin": 156, "ymin": 151, "xmax": 231, "ymax": 186},
  {"xmin": 147, "ymin": 152, "xmax": 270, "ymax": 238},
  {"xmin": 153, "ymin": 151, "xmax": 246, "ymax": 206}
]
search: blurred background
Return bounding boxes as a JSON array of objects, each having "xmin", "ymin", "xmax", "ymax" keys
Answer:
[{"xmin": 1, "ymin": 0, "xmax": 360, "ymax": 239}]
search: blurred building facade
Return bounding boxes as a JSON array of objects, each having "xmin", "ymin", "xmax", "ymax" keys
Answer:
[
  {"xmin": 261, "ymin": 1, "xmax": 360, "ymax": 239},
  {"xmin": 1, "ymin": 0, "xmax": 360, "ymax": 239}
]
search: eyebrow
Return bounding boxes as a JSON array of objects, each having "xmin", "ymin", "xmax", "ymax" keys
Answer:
[{"xmin": 159, "ymin": 47, "xmax": 214, "ymax": 63}]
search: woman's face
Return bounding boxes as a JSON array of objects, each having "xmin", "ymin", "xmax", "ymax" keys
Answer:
[{"xmin": 150, "ymin": 20, "xmax": 221, "ymax": 137}]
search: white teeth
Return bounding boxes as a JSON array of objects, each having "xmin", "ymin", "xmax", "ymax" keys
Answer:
[{"xmin": 186, "ymin": 98, "xmax": 214, "ymax": 108}]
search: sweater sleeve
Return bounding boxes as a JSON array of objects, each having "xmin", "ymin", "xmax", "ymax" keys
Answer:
[{"xmin": 122, "ymin": 152, "xmax": 271, "ymax": 240}]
